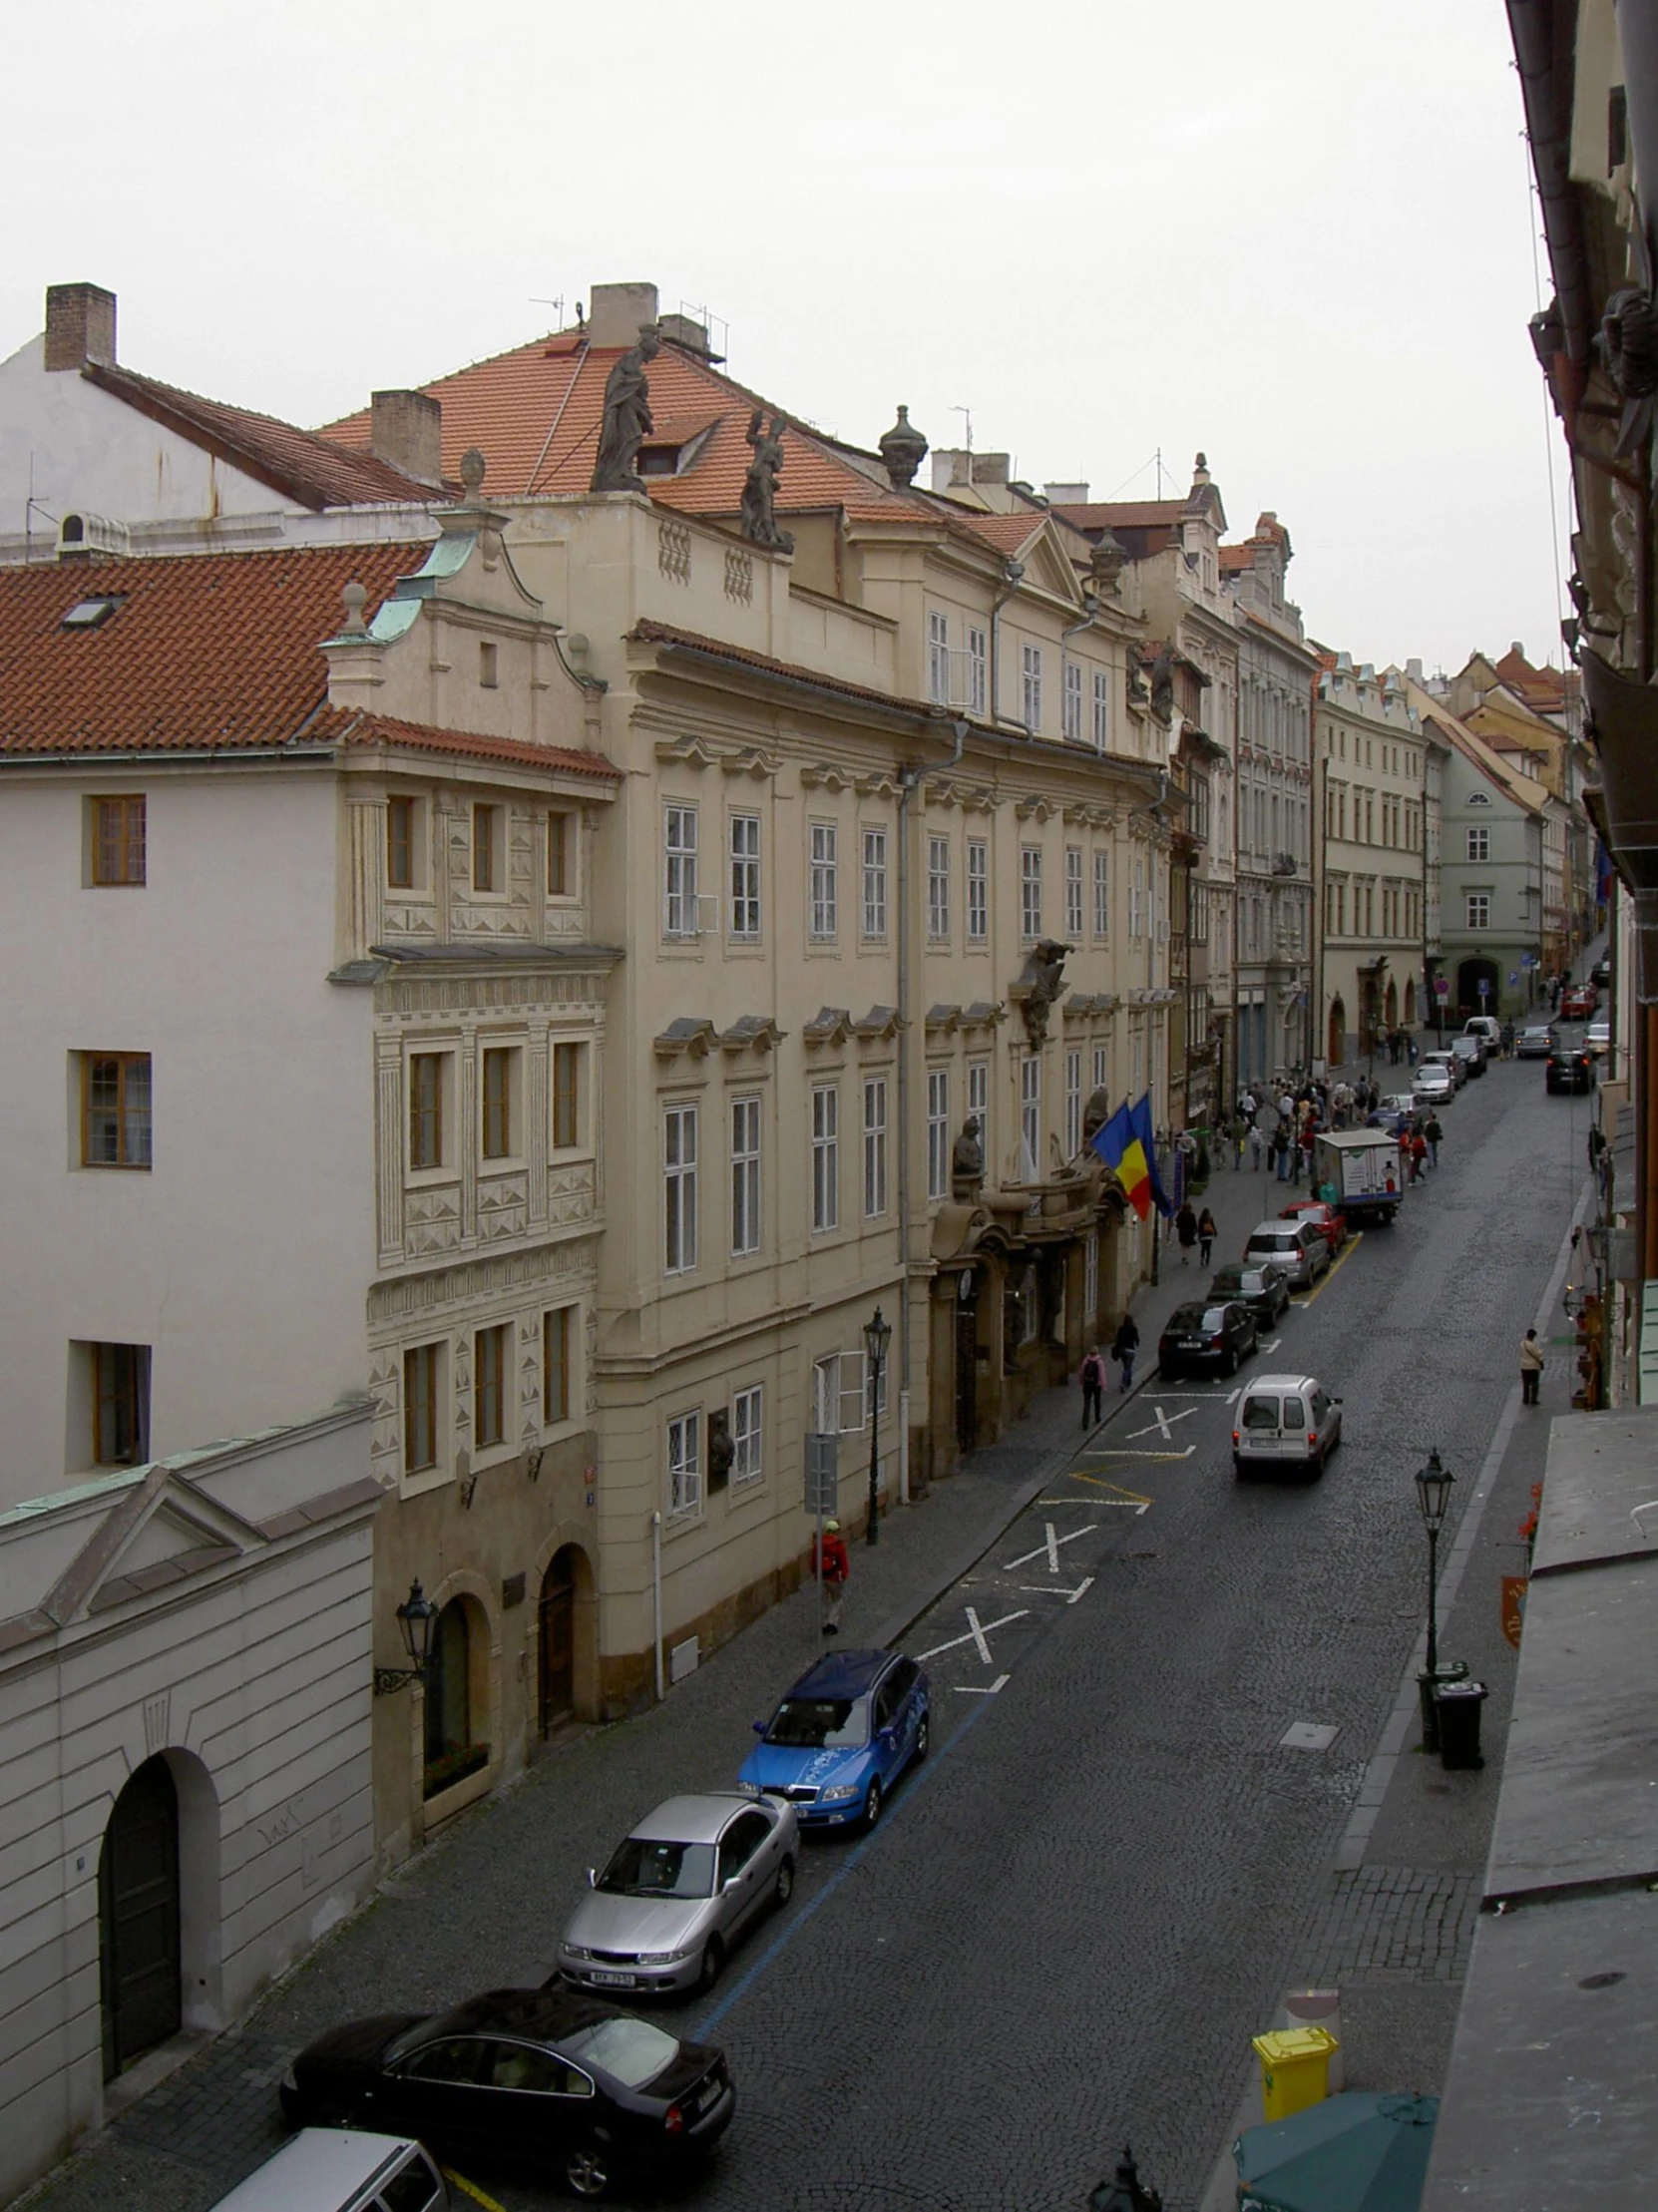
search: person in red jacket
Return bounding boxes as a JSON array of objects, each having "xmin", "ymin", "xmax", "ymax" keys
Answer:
[{"xmin": 816, "ymin": 1518, "xmax": 850, "ymax": 1635}]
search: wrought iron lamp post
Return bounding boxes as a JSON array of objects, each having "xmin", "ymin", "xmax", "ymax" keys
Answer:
[
  {"xmin": 1414, "ymin": 1450, "xmax": 1455, "ymax": 1750},
  {"xmin": 373, "ymin": 1577, "xmax": 438, "ymax": 1696},
  {"xmin": 864, "ymin": 1306, "xmax": 892, "ymax": 1547}
]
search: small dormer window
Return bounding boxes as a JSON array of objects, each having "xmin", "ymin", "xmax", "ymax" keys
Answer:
[
  {"xmin": 638, "ymin": 447, "xmax": 681, "ymax": 477},
  {"xmin": 479, "ymin": 641, "xmax": 499, "ymax": 688},
  {"xmin": 62, "ymin": 595, "xmax": 124, "ymax": 631}
]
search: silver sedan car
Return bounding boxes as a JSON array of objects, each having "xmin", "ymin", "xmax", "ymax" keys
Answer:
[{"xmin": 558, "ymin": 1792, "xmax": 798, "ymax": 1998}]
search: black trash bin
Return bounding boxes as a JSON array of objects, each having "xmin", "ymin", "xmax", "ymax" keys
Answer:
[{"xmin": 1435, "ymin": 1678, "xmax": 1487, "ymax": 1770}]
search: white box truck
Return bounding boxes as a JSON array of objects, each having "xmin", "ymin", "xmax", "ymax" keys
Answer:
[{"xmin": 1313, "ymin": 1127, "xmax": 1404, "ymax": 1225}]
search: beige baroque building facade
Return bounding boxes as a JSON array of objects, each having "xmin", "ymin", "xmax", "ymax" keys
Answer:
[{"xmin": 1313, "ymin": 656, "xmax": 1427, "ymax": 1068}]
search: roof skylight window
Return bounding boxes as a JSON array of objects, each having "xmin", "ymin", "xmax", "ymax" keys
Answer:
[{"xmin": 61, "ymin": 596, "xmax": 125, "ymax": 631}]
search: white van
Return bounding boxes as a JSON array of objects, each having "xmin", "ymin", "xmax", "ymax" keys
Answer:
[
  {"xmin": 1232, "ymin": 1373, "xmax": 1343, "ymax": 1478},
  {"xmin": 1463, "ymin": 1015, "xmax": 1502, "ymax": 1048},
  {"xmin": 207, "ymin": 2130, "xmax": 447, "ymax": 2212}
]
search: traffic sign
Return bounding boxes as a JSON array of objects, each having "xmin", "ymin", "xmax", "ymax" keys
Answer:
[
  {"xmin": 805, "ymin": 1433, "xmax": 838, "ymax": 1515},
  {"xmin": 1477, "ymin": 980, "xmax": 1490, "ymax": 999},
  {"xmin": 1507, "ymin": 972, "xmax": 1519, "ymax": 987},
  {"xmin": 1433, "ymin": 979, "xmax": 1450, "ymax": 999},
  {"xmin": 1521, "ymin": 951, "xmax": 1539, "ymax": 969}
]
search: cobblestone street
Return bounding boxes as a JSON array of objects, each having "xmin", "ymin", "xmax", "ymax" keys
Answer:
[{"xmin": 22, "ymin": 1051, "xmax": 1587, "ymax": 2212}]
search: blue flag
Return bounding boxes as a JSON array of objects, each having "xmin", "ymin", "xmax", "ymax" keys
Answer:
[{"xmin": 1129, "ymin": 1093, "xmax": 1175, "ymax": 1218}]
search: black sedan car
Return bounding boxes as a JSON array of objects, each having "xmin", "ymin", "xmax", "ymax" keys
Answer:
[
  {"xmin": 1206, "ymin": 1260, "xmax": 1291, "ymax": 1327},
  {"xmin": 279, "ymin": 1988, "xmax": 733, "ymax": 2200},
  {"xmin": 1157, "ymin": 1298, "xmax": 1259, "ymax": 1379},
  {"xmin": 1545, "ymin": 1045, "xmax": 1595, "ymax": 1095}
]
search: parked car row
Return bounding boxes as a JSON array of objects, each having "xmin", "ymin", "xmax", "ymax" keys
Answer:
[{"xmin": 272, "ymin": 1645, "xmax": 933, "ymax": 2199}]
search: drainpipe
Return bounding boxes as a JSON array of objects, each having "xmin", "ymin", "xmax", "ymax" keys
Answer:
[
  {"xmin": 988, "ymin": 561, "xmax": 1025, "ymax": 727},
  {"xmin": 651, "ymin": 1512, "xmax": 663, "ymax": 1702},
  {"xmin": 896, "ymin": 715, "xmax": 970, "ymax": 1463}
]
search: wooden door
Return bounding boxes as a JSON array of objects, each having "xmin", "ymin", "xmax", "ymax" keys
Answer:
[
  {"xmin": 539, "ymin": 1548, "xmax": 577, "ymax": 1734},
  {"xmin": 98, "ymin": 1755, "xmax": 181, "ymax": 2078}
]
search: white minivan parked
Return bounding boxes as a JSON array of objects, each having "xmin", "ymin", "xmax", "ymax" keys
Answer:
[{"xmin": 207, "ymin": 2131, "xmax": 447, "ymax": 2212}]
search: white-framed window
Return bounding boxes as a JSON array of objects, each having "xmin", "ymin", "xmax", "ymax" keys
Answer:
[
  {"xmin": 1092, "ymin": 669, "xmax": 1109, "ymax": 750},
  {"xmin": 667, "ymin": 1410, "xmax": 701, "ymax": 1518},
  {"xmin": 1065, "ymin": 1049, "xmax": 1082, "ymax": 1158},
  {"xmin": 1064, "ymin": 846, "xmax": 1083, "ymax": 941},
  {"xmin": 729, "ymin": 811, "xmax": 761, "ymax": 940},
  {"xmin": 863, "ymin": 1076, "xmax": 888, "ymax": 1217},
  {"xmin": 1129, "ymin": 1019, "xmax": 1144, "ymax": 1098},
  {"xmin": 730, "ymin": 1093, "xmax": 761, "ymax": 1257},
  {"xmin": 967, "ymin": 839, "xmax": 989, "ymax": 943},
  {"xmin": 809, "ymin": 821, "xmax": 838, "ymax": 940},
  {"xmin": 928, "ymin": 610, "xmax": 950, "ymax": 703},
  {"xmin": 1021, "ymin": 1056, "xmax": 1041, "ymax": 1180},
  {"xmin": 1465, "ymin": 826, "xmax": 1490, "ymax": 862},
  {"xmin": 1021, "ymin": 845, "xmax": 1042, "ymax": 939},
  {"xmin": 861, "ymin": 826, "xmax": 887, "ymax": 940},
  {"xmin": 1092, "ymin": 849, "xmax": 1110, "ymax": 939},
  {"xmin": 1062, "ymin": 660, "xmax": 1082, "ymax": 741},
  {"xmin": 1092, "ymin": 1044, "xmax": 1108, "ymax": 1093},
  {"xmin": 664, "ymin": 1102, "xmax": 698, "ymax": 1273},
  {"xmin": 811, "ymin": 1083, "xmax": 839, "ymax": 1231},
  {"xmin": 812, "ymin": 1350, "xmax": 867, "ymax": 1436},
  {"xmin": 967, "ymin": 627, "xmax": 988, "ymax": 716},
  {"xmin": 664, "ymin": 804, "xmax": 698, "ymax": 937},
  {"xmin": 927, "ymin": 1068, "xmax": 950, "ymax": 1200},
  {"xmin": 1022, "ymin": 644, "xmax": 1042, "ymax": 730},
  {"xmin": 731, "ymin": 1385, "xmax": 763, "ymax": 1486},
  {"xmin": 967, "ymin": 1058, "xmax": 989, "ymax": 1164},
  {"xmin": 927, "ymin": 835, "xmax": 950, "ymax": 939},
  {"xmin": 1466, "ymin": 893, "xmax": 1490, "ymax": 930},
  {"xmin": 1129, "ymin": 858, "xmax": 1145, "ymax": 941},
  {"xmin": 471, "ymin": 803, "xmax": 503, "ymax": 895}
]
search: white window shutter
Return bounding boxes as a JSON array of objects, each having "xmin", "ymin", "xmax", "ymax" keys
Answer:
[{"xmin": 838, "ymin": 1350, "xmax": 867, "ymax": 1434}]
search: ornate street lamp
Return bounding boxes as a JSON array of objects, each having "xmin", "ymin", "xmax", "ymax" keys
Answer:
[
  {"xmin": 374, "ymin": 1577, "xmax": 439, "ymax": 1696},
  {"xmin": 1414, "ymin": 1451, "xmax": 1455, "ymax": 1751},
  {"xmin": 863, "ymin": 1306, "xmax": 893, "ymax": 1547},
  {"xmin": 1089, "ymin": 2145, "xmax": 1164, "ymax": 2212}
]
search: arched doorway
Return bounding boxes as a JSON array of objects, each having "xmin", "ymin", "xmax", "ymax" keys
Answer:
[
  {"xmin": 539, "ymin": 1548, "xmax": 579, "ymax": 1735},
  {"xmin": 1404, "ymin": 980, "xmax": 1417, "ymax": 1026},
  {"xmin": 424, "ymin": 1596, "xmax": 489, "ymax": 1797},
  {"xmin": 1456, "ymin": 957, "xmax": 1499, "ymax": 1017},
  {"xmin": 1327, "ymin": 998, "xmax": 1347, "ymax": 1069},
  {"xmin": 99, "ymin": 1756, "xmax": 181, "ymax": 2078}
]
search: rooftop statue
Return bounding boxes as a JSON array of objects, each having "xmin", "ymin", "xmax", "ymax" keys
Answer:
[
  {"xmin": 740, "ymin": 410, "xmax": 796, "ymax": 553},
  {"xmin": 591, "ymin": 324, "xmax": 662, "ymax": 494}
]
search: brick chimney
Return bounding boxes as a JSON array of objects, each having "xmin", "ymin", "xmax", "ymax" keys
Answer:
[
  {"xmin": 45, "ymin": 283, "xmax": 117, "ymax": 372},
  {"xmin": 369, "ymin": 389, "xmax": 444, "ymax": 488},
  {"xmin": 587, "ymin": 282, "xmax": 659, "ymax": 348}
]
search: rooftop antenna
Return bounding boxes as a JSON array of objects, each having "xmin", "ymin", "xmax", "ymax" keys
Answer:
[
  {"xmin": 1154, "ymin": 446, "xmax": 1165, "ymax": 498},
  {"xmin": 530, "ymin": 295, "xmax": 567, "ymax": 327},
  {"xmin": 951, "ymin": 405, "xmax": 974, "ymax": 485}
]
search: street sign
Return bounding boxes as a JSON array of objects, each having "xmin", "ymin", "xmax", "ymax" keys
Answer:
[
  {"xmin": 1507, "ymin": 972, "xmax": 1519, "ymax": 987},
  {"xmin": 804, "ymin": 1433, "xmax": 838, "ymax": 1515},
  {"xmin": 1434, "ymin": 978, "xmax": 1450, "ymax": 999},
  {"xmin": 1521, "ymin": 951, "xmax": 1539, "ymax": 969},
  {"xmin": 1477, "ymin": 980, "xmax": 1490, "ymax": 999}
]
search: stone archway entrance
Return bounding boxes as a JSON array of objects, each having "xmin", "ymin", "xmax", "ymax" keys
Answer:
[
  {"xmin": 1327, "ymin": 998, "xmax": 1347, "ymax": 1069},
  {"xmin": 539, "ymin": 1548, "xmax": 580, "ymax": 1735},
  {"xmin": 98, "ymin": 1755, "xmax": 181, "ymax": 2079}
]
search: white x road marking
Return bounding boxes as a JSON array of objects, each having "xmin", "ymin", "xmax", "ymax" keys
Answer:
[
  {"xmin": 954, "ymin": 1675, "xmax": 1011, "ymax": 1695},
  {"xmin": 1016, "ymin": 1576, "xmax": 1095, "ymax": 1604},
  {"xmin": 915, "ymin": 1606, "xmax": 1029, "ymax": 1664},
  {"xmin": 1002, "ymin": 1522, "xmax": 1097, "ymax": 1573},
  {"xmin": 1129, "ymin": 1404, "xmax": 1196, "ymax": 1442}
]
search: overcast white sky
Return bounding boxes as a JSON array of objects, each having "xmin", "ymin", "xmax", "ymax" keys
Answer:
[{"xmin": 7, "ymin": 0, "xmax": 1562, "ymax": 676}]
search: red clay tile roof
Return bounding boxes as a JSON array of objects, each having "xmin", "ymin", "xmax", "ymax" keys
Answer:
[
  {"xmin": 322, "ymin": 329, "xmax": 1021, "ymax": 556},
  {"xmin": 947, "ymin": 510, "xmax": 1050, "ymax": 557},
  {"xmin": 1219, "ymin": 544, "xmax": 1256, "ymax": 573},
  {"xmin": 1053, "ymin": 499, "xmax": 1186, "ymax": 533},
  {"xmin": 327, "ymin": 711, "xmax": 618, "ymax": 780},
  {"xmin": 85, "ymin": 364, "xmax": 443, "ymax": 512},
  {"xmin": 0, "ymin": 544, "xmax": 620, "ymax": 778}
]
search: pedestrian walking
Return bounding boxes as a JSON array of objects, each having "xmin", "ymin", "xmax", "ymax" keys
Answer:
[
  {"xmin": 1197, "ymin": 1206, "xmax": 1216, "ymax": 1267},
  {"xmin": 1249, "ymin": 1122, "xmax": 1265, "ymax": 1171},
  {"xmin": 1079, "ymin": 1345, "xmax": 1106, "ymax": 1428},
  {"xmin": 1111, "ymin": 1313, "xmax": 1140, "ymax": 1393},
  {"xmin": 1519, "ymin": 1328, "xmax": 1544, "ymax": 1406},
  {"xmin": 1409, "ymin": 1128, "xmax": 1428, "ymax": 1183},
  {"xmin": 815, "ymin": 1518, "xmax": 850, "ymax": 1634},
  {"xmin": 1425, "ymin": 1111, "xmax": 1443, "ymax": 1168},
  {"xmin": 1175, "ymin": 1200, "xmax": 1198, "ymax": 1264}
]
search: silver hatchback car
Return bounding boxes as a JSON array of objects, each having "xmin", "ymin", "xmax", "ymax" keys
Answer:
[{"xmin": 558, "ymin": 1791, "xmax": 799, "ymax": 1998}]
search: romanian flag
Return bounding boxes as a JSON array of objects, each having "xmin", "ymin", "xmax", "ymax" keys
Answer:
[
  {"xmin": 1089, "ymin": 1102, "xmax": 1153, "ymax": 1221},
  {"xmin": 1129, "ymin": 1092, "xmax": 1175, "ymax": 1218}
]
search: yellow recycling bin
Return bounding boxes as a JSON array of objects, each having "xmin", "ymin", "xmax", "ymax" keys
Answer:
[{"xmin": 1252, "ymin": 2026, "xmax": 1339, "ymax": 2122}]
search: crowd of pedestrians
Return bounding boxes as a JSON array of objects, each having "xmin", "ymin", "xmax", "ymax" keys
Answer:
[{"xmin": 1203, "ymin": 1071, "xmax": 1447, "ymax": 1189}]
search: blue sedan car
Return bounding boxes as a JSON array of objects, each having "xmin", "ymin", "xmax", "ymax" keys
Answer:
[{"xmin": 738, "ymin": 1649, "xmax": 929, "ymax": 1833}]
